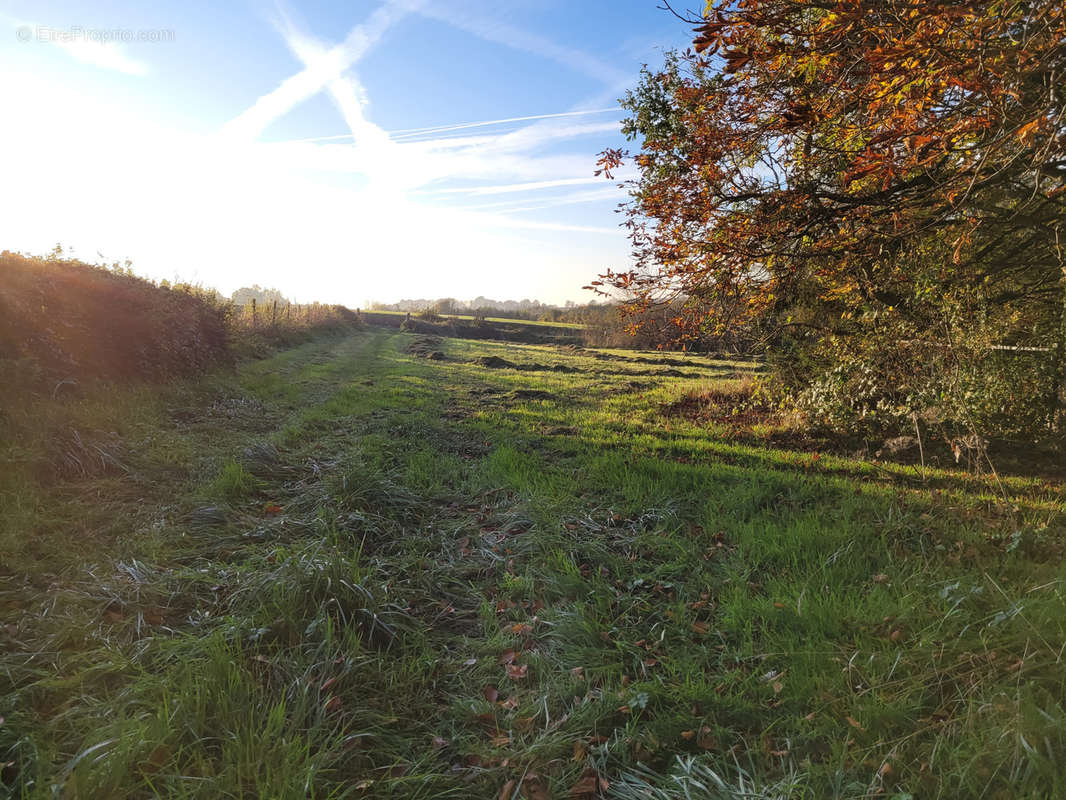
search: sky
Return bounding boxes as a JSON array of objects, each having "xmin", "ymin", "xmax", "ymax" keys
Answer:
[{"xmin": 0, "ymin": 0, "xmax": 693, "ymax": 306}]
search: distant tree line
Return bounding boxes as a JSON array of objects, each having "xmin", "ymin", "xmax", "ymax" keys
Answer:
[{"xmin": 369, "ymin": 296, "xmax": 593, "ymax": 321}]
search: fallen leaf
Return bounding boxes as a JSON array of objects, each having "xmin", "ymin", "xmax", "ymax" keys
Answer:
[
  {"xmin": 570, "ymin": 666, "xmax": 584, "ymax": 678},
  {"xmin": 484, "ymin": 685, "xmax": 500, "ymax": 703},
  {"xmin": 506, "ymin": 663, "xmax": 528, "ymax": 680},
  {"xmin": 573, "ymin": 739, "xmax": 588, "ymax": 761},
  {"xmin": 500, "ymin": 696, "xmax": 519, "ymax": 710},
  {"xmin": 523, "ymin": 773, "xmax": 551, "ymax": 800},
  {"xmin": 872, "ymin": 573, "xmax": 889, "ymax": 584},
  {"xmin": 320, "ymin": 677, "xmax": 338, "ymax": 692},
  {"xmin": 498, "ymin": 779, "xmax": 517, "ymax": 800},
  {"xmin": 143, "ymin": 744, "xmax": 171, "ymax": 771},
  {"xmin": 690, "ymin": 621, "xmax": 709, "ymax": 635},
  {"xmin": 511, "ymin": 623, "xmax": 533, "ymax": 636},
  {"xmin": 431, "ymin": 736, "xmax": 449, "ymax": 749},
  {"xmin": 569, "ymin": 767, "xmax": 601, "ymax": 796},
  {"xmin": 498, "ymin": 650, "xmax": 517, "ymax": 665},
  {"xmin": 846, "ymin": 715, "xmax": 865, "ymax": 731},
  {"xmin": 264, "ymin": 503, "xmax": 283, "ymax": 515},
  {"xmin": 143, "ymin": 610, "xmax": 164, "ymax": 626},
  {"xmin": 324, "ymin": 696, "xmax": 343, "ymax": 714},
  {"xmin": 680, "ymin": 729, "xmax": 695, "ymax": 740},
  {"xmin": 697, "ymin": 726, "xmax": 716, "ymax": 750},
  {"xmin": 772, "ymin": 680, "xmax": 783, "ymax": 695}
]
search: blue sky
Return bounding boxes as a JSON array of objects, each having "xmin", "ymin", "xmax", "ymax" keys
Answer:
[{"xmin": 0, "ymin": 0, "xmax": 690, "ymax": 305}]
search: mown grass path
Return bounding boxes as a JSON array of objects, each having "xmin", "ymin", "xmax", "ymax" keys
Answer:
[{"xmin": 2, "ymin": 330, "xmax": 1064, "ymax": 799}]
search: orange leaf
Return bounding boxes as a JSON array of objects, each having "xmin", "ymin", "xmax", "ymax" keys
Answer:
[{"xmin": 1017, "ymin": 118, "xmax": 1041, "ymax": 143}]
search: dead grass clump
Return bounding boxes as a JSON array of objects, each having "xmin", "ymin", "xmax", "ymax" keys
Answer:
[{"xmin": 43, "ymin": 427, "xmax": 128, "ymax": 479}]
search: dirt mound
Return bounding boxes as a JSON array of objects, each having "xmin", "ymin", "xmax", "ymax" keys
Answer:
[
  {"xmin": 407, "ymin": 336, "xmax": 446, "ymax": 359},
  {"xmin": 472, "ymin": 356, "xmax": 583, "ymax": 374},
  {"xmin": 474, "ymin": 355, "xmax": 516, "ymax": 369}
]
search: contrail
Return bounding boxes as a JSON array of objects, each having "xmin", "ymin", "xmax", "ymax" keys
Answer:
[{"xmin": 286, "ymin": 108, "xmax": 619, "ymax": 144}]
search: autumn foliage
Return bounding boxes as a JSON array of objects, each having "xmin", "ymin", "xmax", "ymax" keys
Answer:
[{"xmin": 598, "ymin": 0, "xmax": 1066, "ymax": 438}]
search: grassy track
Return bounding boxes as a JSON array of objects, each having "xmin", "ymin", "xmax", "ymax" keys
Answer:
[{"xmin": 2, "ymin": 329, "xmax": 1064, "ymax": 799}]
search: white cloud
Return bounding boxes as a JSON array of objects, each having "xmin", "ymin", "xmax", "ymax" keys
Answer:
[
  {"xmin": 52, "ymin": 36, "xmax": 148, "ymax": 75},
  {"xmin": 425, "ymin": 177, "xmax": 608, "ymax": 196},
  {"xmin": 5, "ymin": 18, "xmax": 148, "ymax": 75}
]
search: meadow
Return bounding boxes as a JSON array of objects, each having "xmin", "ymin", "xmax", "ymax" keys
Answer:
[{"xmin": 2, "ymin": 327, "xmax": 1064, "ymax": 799}]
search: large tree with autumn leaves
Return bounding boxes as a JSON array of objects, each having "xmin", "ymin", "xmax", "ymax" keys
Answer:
[{"xmin": 598, "ymin": 0, "xmax": 1066, "ymax": 439}]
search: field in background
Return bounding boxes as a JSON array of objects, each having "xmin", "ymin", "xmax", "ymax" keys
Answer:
[
  {"xmin": 361, "ymin": 310, "xmax": 583, "ymax": 347},
  {"xmin": 2, "ymin": 327, "xmax": 1064, "ymax": 799},
  {"xmin": 366, "ymin": 308, "xmax": 587, "ymax": 329}
]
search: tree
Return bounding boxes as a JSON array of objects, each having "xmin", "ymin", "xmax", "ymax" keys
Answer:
[
  {"xmin": 231, "ymin": 285, "xmax": 289, "ymax": 307},
  {"xmin": 597, "ymin": 0, "xmax": 1066, "ymax": 435}
]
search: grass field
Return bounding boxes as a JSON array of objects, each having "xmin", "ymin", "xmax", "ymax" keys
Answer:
[
  {"xmin": 2, "ymin": 329, "xmax": 1064, "ymax": 799},
  {"xmin": 365, "ymin": 309, "xmax": 587, "ymax": 329}
]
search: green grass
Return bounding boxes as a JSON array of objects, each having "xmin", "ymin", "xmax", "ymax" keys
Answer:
[{"xmin": 1, "ymin": 329, "xmax": 1064, "ymax": 799}]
